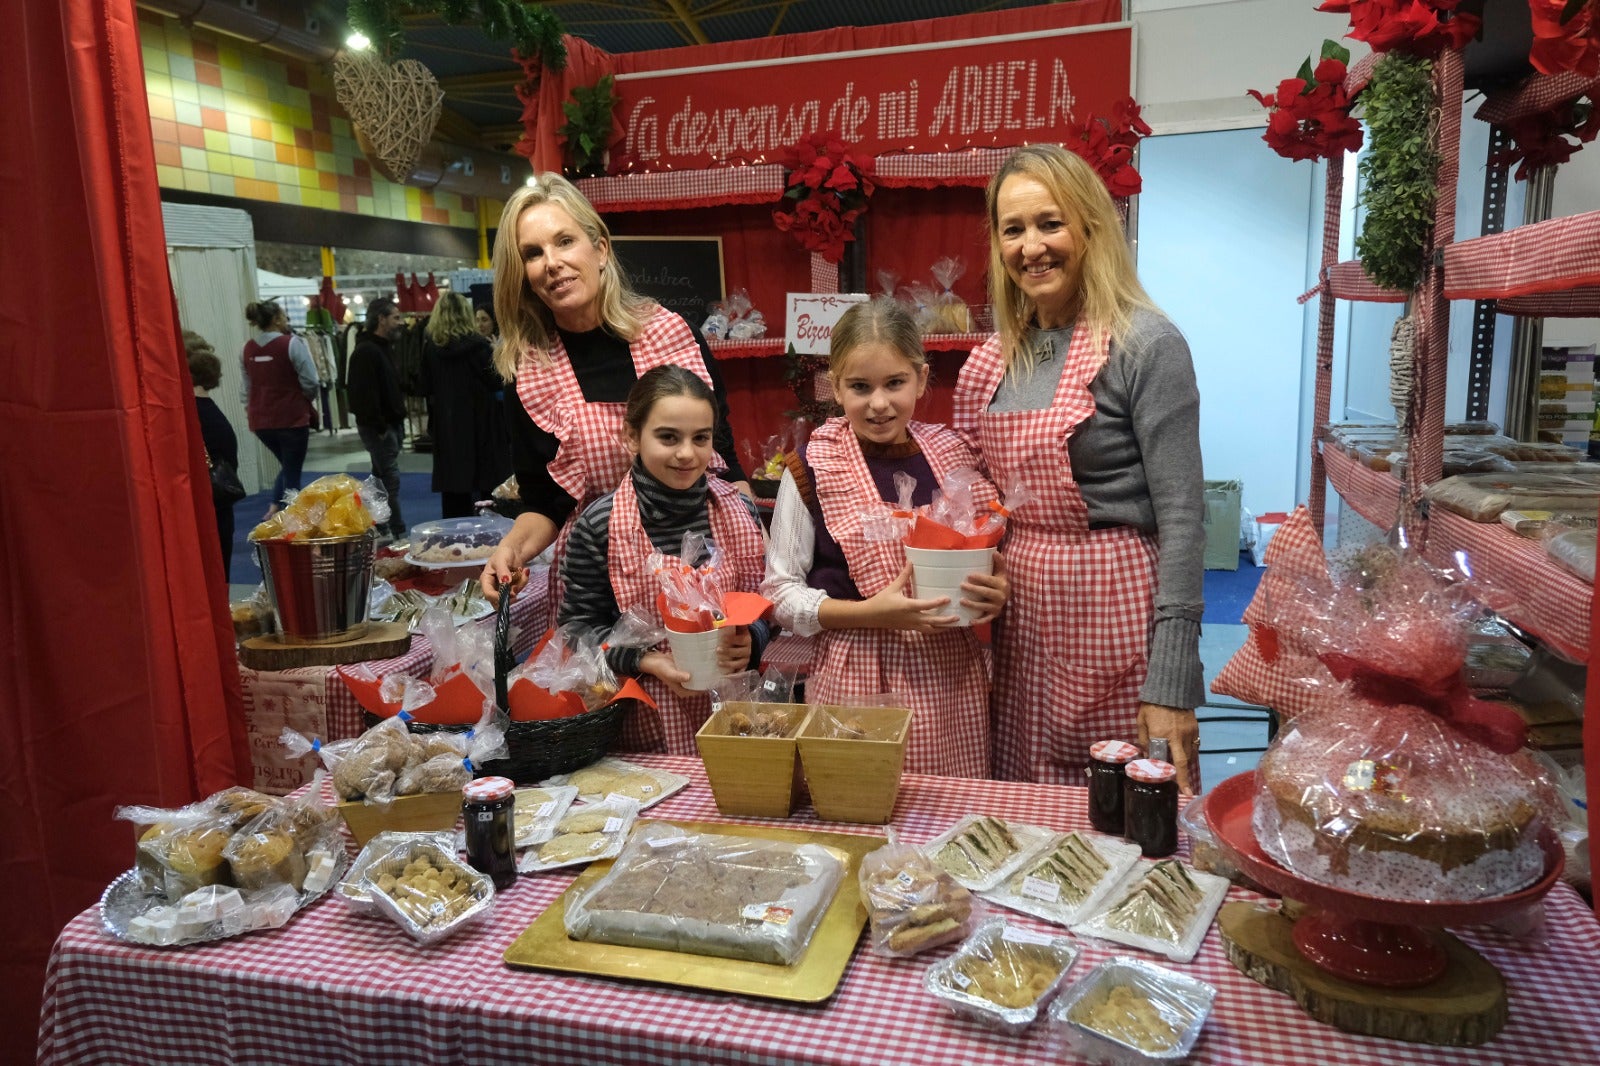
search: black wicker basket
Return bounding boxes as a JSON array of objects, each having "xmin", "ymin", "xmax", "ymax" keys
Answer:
[{"xmin": 364, "ymin": 582, "xmax": 634, "ymax": 784}]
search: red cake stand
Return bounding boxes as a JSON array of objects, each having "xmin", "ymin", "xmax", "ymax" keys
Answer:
[{"xmin": 1204, "ymin": 772, "xmax": 1564, "ymax": 988}]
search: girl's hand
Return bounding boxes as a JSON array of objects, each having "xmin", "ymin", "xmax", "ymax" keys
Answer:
[
  {"xmin": 1137, "ymin": 702, "xmax": 1201, "ymax": 796},
  {"xmin": 959, "ymin": 551, "xmax": 1009, "ymax": 625},
  {"xmin": 865, "ymin": 564, "xmax": 959, "ymax": 633},
  {"xmin": 717, "ymin": 625, "xmax": 753, "ymax": 674},
  {"xmin": 639, "ymin": 651, "xmax": 693, "ymax": 699}
]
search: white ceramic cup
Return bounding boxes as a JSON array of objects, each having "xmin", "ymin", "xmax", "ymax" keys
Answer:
[{"xmin": 666, "ymin": 627, "xmax": 724, "ymax": 691}]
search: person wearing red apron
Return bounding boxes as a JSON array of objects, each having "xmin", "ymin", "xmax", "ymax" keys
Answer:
[
  {"xmin": 954, "ymin": 145, "xmax": 1206, "ymax": 791},
  {"xmin": 478, "ymin": 175, "xmax": 748, "ymax": 625},
  {"xmin": 764, "ymin": 299, "xmax": 1008, "ymax": 778},
  {"xmin": 240, "ymin": 299, "xmax": 318, "ymax": 515},
  {"xmin": 559, "ymin": 366, "xmax": 768, "ymax": 753}
]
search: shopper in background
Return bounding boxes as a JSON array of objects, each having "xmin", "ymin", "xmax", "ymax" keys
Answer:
[
  {"xmin": 186, "ymin": 331, "xmax": 238, "ymax": 582},
  {"xmin": 346, "ymin": 298, "xmax": 408, "ymax": 539},
  {"xmin": 955, "ymin": 143, "xmax": 1205, "ymax": 793},
  {"xmin": 478, "ymin": 173, "xmax": 749, "ymax": 624},
  {"xmin": 763, "ymin": 299, "xmax": 1008, "ymax": 778},
  {"xmin": 421, "ymin": 292, "xmax": 510, "ymax": 518},
  {"xmin": 241, "ymin": 299, "xmax": 317, "ymax": 517},
  {"xmin": 474, "ymin": 304, "xmax": 498, "ymax": 341}
]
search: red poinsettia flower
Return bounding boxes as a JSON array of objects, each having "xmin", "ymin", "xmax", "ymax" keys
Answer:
[
  {"xmin": 1530, "ymin": 0, "xmax": 1600, "ymax": 77},
  {"xmin": 772, "ymin": 131, "xmax": 874, "ymax": 263},
  {"xmin": 1249, "ymin": 48, "xmax": 1364, "ymax": 162},
  {"xmin": 1493, "ymin": 93, "xmax": 1600, "ymax": 180},
  {"xmin": 1317, "ymin": 0, "xmax": 1479, "ymax": 57},
  {"xmin": 1062, "ymin": 96, "xmax": 1150, "ymax": 197}
]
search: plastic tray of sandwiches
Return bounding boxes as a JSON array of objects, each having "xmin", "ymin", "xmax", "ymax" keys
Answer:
[
  {"xmin": 922, "ymin": 815, "xmax": 1056, "ymax": 893},
  {"xmin": 103, "ymin": 786, "xmax": 348, "ymax": 947},
  {"xmin": 541, "ymin": 757, "xmax": 690, "ymax": 811},
  {"xmin": 564, "ymin": 823, "xmax": 848, "ymax": 965},
  {"xmin": 340, "ymin": 835, "xmax": 495, "ymax": 944},
  {"xmin": 1070, "ymin": 859, "xmax": 1228, "ymax": 964},
  {"xmin": 979, "ymin": 830, "xmax": 1143, "ymax": 927},
  {"xmin": 924, "ymin": 918, "xmax": 1080, "ymax": 1035},
  {"xmin": 1049, "ymin": 956, "xmax": 1217, "ymax": 1064},
  {"xmin": 518, "ymin": 796, "xmax": 641, "ymax": 874}
]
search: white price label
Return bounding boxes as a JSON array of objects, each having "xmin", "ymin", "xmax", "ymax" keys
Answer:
[
  {"xmin": 603, "ymin": 817, "xmax": 625, "ymax": 834},
  {"xmin": 1001, "ymin": 926, "xmax": 1056, "ymax": 947},
  {"xmin": 741, "ymin": 903, "xmax": 794, "ymax": 925},
  {"xmin": 638, "ymin": 783, "xmax": 657, "ymax": 794},
  {"xmin": 533, "ymin": 801, "xmax": 555, "ymax": 818},
  {"xmin": 646, "ymin": 833, "xmax": 685, "ymax": 848},
  {"xmin": 950, "ymin": 971, "xmax": 973, "ymax": 989},
  {"xmin": 1020, "ymin": 875, "xmax": 1061, "ymax": 903},
  {"xmin": 895, "ymin": 871, "xmax": 915, "ymax": 888}
]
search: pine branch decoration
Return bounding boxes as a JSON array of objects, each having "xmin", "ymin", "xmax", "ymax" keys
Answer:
[{"xmin": 347, "ymin": 0, "xmax": 567, "ymax": 71}]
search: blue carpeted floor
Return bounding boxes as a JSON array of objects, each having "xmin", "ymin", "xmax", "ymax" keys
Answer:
[{"xmin": 1202, "ymin": 552, "xmax": 1261, "ymax": 625}]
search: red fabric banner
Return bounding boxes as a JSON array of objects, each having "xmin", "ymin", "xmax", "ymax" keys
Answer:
[
  {"xmin": 612, "ymin": 24, "xmax": 1132, "ymax": 173},
  {"xmin": 0, "ymin": 0, "xmax": 247, "ymax": 1047}
]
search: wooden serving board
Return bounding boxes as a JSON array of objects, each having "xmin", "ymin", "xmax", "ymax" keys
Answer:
[
  {"xmin": 238, "ymin": 622, "xmax": 411, "ymax": 670},
  {"xmin": 1219, "ymin": 901, "xmax": 1507, "ymax": 1046}
]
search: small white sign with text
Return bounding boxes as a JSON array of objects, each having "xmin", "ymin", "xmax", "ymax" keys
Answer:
[{"xmin": 785, "ymin": 292, "xmax": 871, "ymax": 355}]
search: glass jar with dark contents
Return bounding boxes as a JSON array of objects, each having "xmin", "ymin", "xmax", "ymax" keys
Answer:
[
  {"xmin": 1123, "ymin": 758, "xmax": 1179, "ymax": 857},
  {"xmin": 1086, "ymin": 740, "xmax": 1141, "ymax": 835},
  {"xmin": 462, "ymin": 775, "xmax": 517, "ymax": 890}
]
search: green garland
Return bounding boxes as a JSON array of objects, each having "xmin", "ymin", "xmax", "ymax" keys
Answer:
[
  {"xmin": 1355, "ymin": 52, "xmax": 1437, "ymax": 293},
  {"xmin": 346, "ymin": 0, "xmax": 567, "ymax": 71}
]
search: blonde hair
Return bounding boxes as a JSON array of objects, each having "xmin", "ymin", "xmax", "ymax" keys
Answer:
[
  {"xmin": 425, "ymin": 291, "xmax": 476, "ymax": 345},
  {"xmin": 491, "ymin": 173, "xmax": 653, "ymax": 381},
  {"xmin": 828, "ymin": 297, "xmax": 927, "ymax": 377},
  {"xmin": 985, "ymin": 145, "xmax": 1157, "ymax": 374}
]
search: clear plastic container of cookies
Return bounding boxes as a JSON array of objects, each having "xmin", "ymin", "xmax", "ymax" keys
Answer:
[
  {"xmin": 359, "ymin": 838, "xmax": 495, "ymax": 944},
  {"xmin": 541, "ymin": 756, "xmax": 689, "ymax": 810},
  {"xmin": 1049, "ymin": 956, "xmax": 1216, "ymax": 1063},
  {"xmin": 517, "ymin": 795, "xmax": 641, "ymax": 873},
  {"xmin": 921, "ymin": 814, "xmax": 1055, "ymax": 893},
  {"xmin": 924, "ymin": 918, "xmax": 1080, "ymax": 1034}
]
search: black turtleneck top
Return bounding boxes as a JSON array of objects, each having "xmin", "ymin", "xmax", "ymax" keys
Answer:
[{"xmin": 559, "ymin": 461, "xmax": 769, "ymax": 678}]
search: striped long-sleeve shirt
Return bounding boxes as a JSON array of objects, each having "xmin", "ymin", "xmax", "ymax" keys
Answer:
[{"xmin": 559, "ymin": 461, "xmax": 769, "ymax": 677}]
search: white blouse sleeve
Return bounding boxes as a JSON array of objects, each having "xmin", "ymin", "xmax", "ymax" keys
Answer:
[{"xmin": 761, "ymin": 469, "xmax": 829, "ymax": 637}]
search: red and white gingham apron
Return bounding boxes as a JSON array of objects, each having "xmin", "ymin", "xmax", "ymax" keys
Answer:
[
  {"xmin": 953, "ymin": 328, "xmax": 1157, "ymax": 783},
  {"xmin": 514, "ymin": 307, "xmax": 723, "ymax": 631},
  {"xmin": 606, "ymin": 473, "xmax": 767, "ymax": 754},
  {"xmin": 804, "ymin": 418, "xmax": 993, "ymax": 778}
]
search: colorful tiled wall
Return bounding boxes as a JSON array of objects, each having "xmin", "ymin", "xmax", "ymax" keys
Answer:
[{"xmin": 137, "ymin": 9, "xmax": 482, "ymax": 229}]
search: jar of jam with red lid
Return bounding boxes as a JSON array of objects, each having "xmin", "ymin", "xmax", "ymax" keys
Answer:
[
  {"xmin": 1086, "ymin": 740, "xmax": 1141, "ymax": 835},
  {"xmin": 462, "ymin": 775, "xmax": 517, "ymax": 890},
  {"xmin": 1123, "ymin": 758, "xmax": 1179, "ymax": 857}
]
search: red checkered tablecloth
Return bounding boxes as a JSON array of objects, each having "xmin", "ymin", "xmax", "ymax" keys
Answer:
[
  {"xmin": 1443, "ymin": 211, "xmax": 1600, "ymax": 302},
  {"xmin": 1322, "ymin": 446, "xmax": 1591, "ymax": 662},
  {"xmin": 237, "ymin": 579, "xmax": 547, "ymax": 795},
  {"xmin": 1475, "ymin": 72, "xmax": 1600, "ymax": 124},
  {"xmin": 40, "ymin": 755, "xmax": 1600, "ymax": 1065}
]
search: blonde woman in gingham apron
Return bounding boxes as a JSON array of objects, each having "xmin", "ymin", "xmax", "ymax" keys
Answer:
[{"xmin": 954, "ymin": 145, "xmax": 1207, "ymax": 792}]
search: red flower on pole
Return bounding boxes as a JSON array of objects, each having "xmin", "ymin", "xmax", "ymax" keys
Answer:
[
  {"xmin": 1493, "ymin": 93, "xmax": 1600, "ymax": 179},
  {"xmin": 1530, "ymin": 0, "xmax": 1600, "ymax": 77},
  {"xmin": 1063, "ymin": 96, "xmax": 1150, "ymax": 197},
  {"xmin": 1248, "ymin": 46, "xmax": 1365, "ymax": 162},
  {"xmin": 772, "ymin": 131, "xmax": 874, "ymax": 264},
  {"xmin": 1318, "ymin": 0, "xmax": 1479, "ymax": 56}
]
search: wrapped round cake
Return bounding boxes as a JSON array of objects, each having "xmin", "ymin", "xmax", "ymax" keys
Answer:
[{"xmin": 1252, "ymin": 699, "xmax": 1550, "ymax": 902}]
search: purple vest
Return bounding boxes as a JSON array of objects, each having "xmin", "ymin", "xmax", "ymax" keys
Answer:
[{"xmin": 797, "ymin": 439, "xmax": 938, "ymax": 601}]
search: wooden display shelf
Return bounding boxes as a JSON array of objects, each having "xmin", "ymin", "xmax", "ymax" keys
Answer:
[{"xmin": 1322, "ymin": 445, "xmax": 1591, "ymax": 662}]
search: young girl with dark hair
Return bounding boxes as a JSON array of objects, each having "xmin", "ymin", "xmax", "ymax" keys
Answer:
[
  {"xmin": 559, "ymin": 365, "xmax": 769, "ymax": 753},
  {"xmin": 763, "ymin": 299, "xmax": 1009, "ymax": 778}
]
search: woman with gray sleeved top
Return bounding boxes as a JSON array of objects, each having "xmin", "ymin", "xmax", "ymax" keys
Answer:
[{"xmin": 952, "ymin": 144, "xmax": 1205, "ymax": 793}]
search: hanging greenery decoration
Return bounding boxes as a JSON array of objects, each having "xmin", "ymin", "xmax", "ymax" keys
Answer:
[
  {"xmin": 346, "ymin": 0, "xmax": 567, "ymax": 71},
  {"xmin": 1355, "ymin": 52, "xmax": 1437, "ymax": 293},
  {"xmin": 557, "ymin": 76, "xmax": 620, "ymax": 178}
]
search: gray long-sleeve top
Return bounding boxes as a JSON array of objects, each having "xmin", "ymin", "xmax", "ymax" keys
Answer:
[{"xmin": 987, "ymin": 308, "xmax": 1206, "ymax": 710}]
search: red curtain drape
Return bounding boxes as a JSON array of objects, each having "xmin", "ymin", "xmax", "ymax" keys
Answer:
[{"xmin": 0, "ymin": 0, "xmax": 247, "ymax": 1049}]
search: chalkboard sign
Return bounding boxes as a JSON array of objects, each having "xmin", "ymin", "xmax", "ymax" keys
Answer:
[{"xmin": 611, "ymin": 237, "xmax": 725, "ymax": 324}]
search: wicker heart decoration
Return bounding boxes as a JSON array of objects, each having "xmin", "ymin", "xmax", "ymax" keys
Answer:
[{"xmin": 333, "ymin": 51, "xmax": 444, "ymax": 184}]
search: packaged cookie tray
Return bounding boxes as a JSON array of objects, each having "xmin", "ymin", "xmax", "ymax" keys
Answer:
[
  {"xmin": 921, "ymin": 814, "xmax": 1057, "ymax": 893},
  {"xmin": 541, "ymin": 756, "xmax": 690, "ymax": 811},
  {"xmin": 513, "ymin": 785, "xmax": 579, "ymax": 849},
  {"xmin": 979, "ymin": 830, "xmax": 1143, "ymax": 928},
  {"xmin": 517, "ymin": 796, "xmax": 641, "ymax": 874},
  {"xmin": 924, "ymin": 918, "xmax": 1080, "ymax": 1035},
  {"xmin": 1048, "ymin": 956, "xmax": 1217, "ymax": 1064},
  {"xmin": 361, "ymin": 838, "xmax": 496, "ymax": 944},
  {"xmin": 1069, "ymin": 859, "xmax": 1229, "ymax": 965}
]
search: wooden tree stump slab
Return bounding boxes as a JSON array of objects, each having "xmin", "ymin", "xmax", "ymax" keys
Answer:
[
  {"xmin": 1219, "ymin": 901, "xmax": 1507, "ymax": 1046},
  {"xmin": 238, "ymin": 622, "xmax": 412, "ymax": 670}
]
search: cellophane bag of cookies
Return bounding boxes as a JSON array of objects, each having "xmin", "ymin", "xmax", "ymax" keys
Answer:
[
  {"xmin": 859, "ymin": 835, "xmax": 977, "ymax": 957},
  {"xmin": 928, "ymin": 256, "xmax": 974, "ymax": 333},
  {"xmin": 1249, "ymin": 544, "xmax": 1562, "ymax": 902},
  {"xmin": 248, "ymin": 472, "xmax": 390, "ymax": 541}
]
